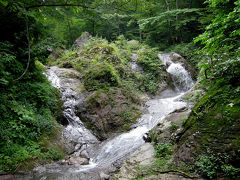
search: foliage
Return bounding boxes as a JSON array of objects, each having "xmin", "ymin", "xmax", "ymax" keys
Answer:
[
  {"xmin": 181, "ymin": 78, "xmax": 240, "ymax": 179},
  {"xmin": 168, "ymin": 123, "xmax": 178, "ymax": 133},
  {"xmin": 196, "ymin": 154, "xmax": 240, "ymax": 179},
  {"xmin": 194, "ymin": 0, "xmax": 240, "ymax": 80},
  {"xmin": 137, "ymin": 48, "xmax": 169, "ymax": 94},
  {"xmin": 0, "ymin": 4, "xmax": 64, "ymax": 172},
  {"xmin": 154, "ymin": 143, "xmax": 173, "ymax": 159}
]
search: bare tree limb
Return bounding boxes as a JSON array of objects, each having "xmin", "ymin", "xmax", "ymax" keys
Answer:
[
  {"xmin": 26, "ymin": 4, "xmax": 93, "ymax": 10},
  {"xmin": 14, "ymin": 17, "xmax": 31, "ymax": 81},
  {"xmin": 154, "ymin": 169, "xmax": 199, "ymax": 179}
]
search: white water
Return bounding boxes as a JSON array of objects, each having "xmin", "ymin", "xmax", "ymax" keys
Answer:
[
  {"xmin": 19, "ymin": 55, "xmax": 194, "ymax": 179},
  {"xmin": 44, "ymin": 67, "xmax": 99, "ymax": 148},
  {"xmin": 158, "ymin": 53, "xmax": 194, "ymax": 91},
  {"xmin": 130, "ymin": 53, "xmax": 143, "ymax": 72}
]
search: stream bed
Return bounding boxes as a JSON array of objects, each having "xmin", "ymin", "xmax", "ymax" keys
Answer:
[{"xmin": 16, "ymin": 53, "xmax": 194, "ymax": 180}]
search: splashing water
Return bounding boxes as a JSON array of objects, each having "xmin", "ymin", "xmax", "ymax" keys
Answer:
[
  {"xmin": 158, "ymin": 53, "xmax": 194, "ymax": 91},
  {"xmin": 18, "ymin": 58, "xmax": 194, "ymax": 179}
]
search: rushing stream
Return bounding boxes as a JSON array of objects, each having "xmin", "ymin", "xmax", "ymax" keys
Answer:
[{"xmin": 17, "ymin": 53, "xmax": 194, "ymax": 180}]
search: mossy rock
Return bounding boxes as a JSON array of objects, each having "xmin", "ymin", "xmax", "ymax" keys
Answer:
[
  {"xmin": 76, "ymin": 88, "xmax": 142, "ymax": 140},
  {"xmin": 83, "ymin": 63, "xmax": 120, "ymax": 91},
  {"xmin": 88, "ymin": 44, "xmax": 114, "ymax": 55},
  {"xmin": 174, "ymin": 81, "xmax": 240, "ymax": 178}
]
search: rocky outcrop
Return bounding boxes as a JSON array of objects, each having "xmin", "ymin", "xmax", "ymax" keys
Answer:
[
  {"xmin": 173, "ymin": 82, "xmax": 240, "ymax": 178},
  {"xmin": 113, "ymin": 143, "xmax": 156, "ymax": 180},
  {"xmin": 150, "ymin": 107, "xmax": 191, "ymax": 145},
  {"xmin": 68, "ymin": 156, "xmax": 89, "ymax": 165},
  {"xmin": 74, "ymin": 32, "xmax": 92, "ymax": 47},
  {"xmin": 76, "ymin": 88, "xmax": 143, "ymax": 140},
  {"xmin": 170, "ymin": 52, "xmax": 196, "ymax": 80}
]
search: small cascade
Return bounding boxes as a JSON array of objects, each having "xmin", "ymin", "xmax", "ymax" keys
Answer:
[
  {"xmin": 91, "ymin": 94, "xmax": 186, "ymax": 166},
  {"xmin": 130, "ymin": 53, "xmax": 143, "ymax": 72},
  {"xmin": 20, "ymin": 57, "xmax": 195, "ymax": 179},
  {"xmin": 158, "ymin": 53, "xmax": 194, "ymax": 91},
  {"xmin": 45, "ymin": 66, "xmax": 98, "ymax": 151}
]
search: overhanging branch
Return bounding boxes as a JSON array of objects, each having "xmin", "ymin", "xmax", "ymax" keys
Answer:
[{"xmin": 26, "ymin": 4, "xmax": 93, "ymax": 10}]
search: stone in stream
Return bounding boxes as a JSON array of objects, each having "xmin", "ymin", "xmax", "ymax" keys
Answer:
[
  {"xmin": 99, "ymin": 171, "xmax": 110, "ymax": 180},
  {"xmin": 113, "ymin": 143, "xmax": 155, "ymax": 180},
  {"xmin": 68, "ymin": 156, "xmax": 89, "ymax": 165}
]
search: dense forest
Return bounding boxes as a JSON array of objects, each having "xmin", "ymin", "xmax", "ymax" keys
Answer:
[{"xmin": 0, "ymin": 0, "xmax": 239, "ymax": 179}]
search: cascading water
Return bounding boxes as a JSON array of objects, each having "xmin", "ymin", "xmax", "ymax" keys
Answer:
[
  {"xmin": 130, "ymin": 53, "xmax": 143, "ymax": 72},
  {"xmin": 44, "ymin": 67, "xmax": 99, "ymax": 156},
  {"xmin": 17, "ymin": 54, "xmax": 194, "ymax": 179},
  {"xmin": 158, "ymin": 53, "xmax": 194, "ymax": 91}
]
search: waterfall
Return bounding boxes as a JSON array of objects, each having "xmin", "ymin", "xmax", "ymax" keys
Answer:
[
  {"xmin": 130, "ymin": 53, "xmax": 143, "ymax": 72},
  {"xmin": 158, "ymin": 53, "xmax": 194, "ymax": 91},
  {"xmin": 19, "ymin": 54, "xmax": 194, "ymax": 179},
  {"xmin": 44, "ymin": 67, "xmax": 98, "ymax": 150}
]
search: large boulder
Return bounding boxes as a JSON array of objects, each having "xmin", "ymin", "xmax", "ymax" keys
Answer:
[
  {"xmin": 113, "ymin": 143, "xmax": 156, "ymax": 180},
  {"xmin": 76, "ymin": 88, "xmax": 143, "ymax": 140},
  {"xmin": 74, "ymin": 32, "xmax": 92, "ymax": 47},
  {"xmin": 68, "ymin": 156, "xmax": 89, "ymax": 165}
]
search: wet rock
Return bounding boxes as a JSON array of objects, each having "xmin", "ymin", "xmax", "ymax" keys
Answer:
[
  {"xmin": 76, "ymin": 88, "xmax": 142, "ymax": 140},
  {"xmin": 130, "ymin": 53, "xmax": 143, "ymax": 73},
  {"xmin": 150, "ymin": 108, "xmax": 191, "ymax": 144},
  {"xmin": 143, "ymin": 133, "xmax": 151, "ymax": 142},
  {"xmin": 80, "ymin": 150, "xmax": 90, "ymax": 160},
  {"xmin": 68, "ymin": 156, "xmax": 89, "ymax": 165},
  {"xmin": 0, "ymin": 174, "xmax": 15, "ymax": 180},
  {"xmin": 57, "ymin": 160, "xmax": 68, "ymax": 165},
  {"xmin": 113, "ymin": 143, "xmax": 155, "ymax": 179},
  {"xmin": 100, "ymin": 171, "xmax": 110, "ymax": 180}
]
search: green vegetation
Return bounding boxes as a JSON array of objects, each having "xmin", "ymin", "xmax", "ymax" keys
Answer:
[
  {"xmin": 196, "ymin": 154, "xmax": 240, "ymax": 179},
  {"xmin": 0, "ymin": 0, "xmax": 239, "ymax": 178},
  {"xmin": 179, "ymin": 79, "xmax": 240, "ymax": 178},
  {"xmin": 48, "ymin": 36, "xmax": 167, "ymax": 139},
  {"xmin": 0, "ymin": 3, "xmax": 64, "ymax": 172}
]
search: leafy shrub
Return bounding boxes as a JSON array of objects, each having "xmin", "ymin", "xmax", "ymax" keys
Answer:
[
  {"xmin": 196, "ymin": 154, "xmax": 240, "ymax": 179},
  {"xmin": 126, "ymin": 40, "xmax": 141, "ymax": 50},
  {"xmin": 84, "ymin": 63, "xmax": 120, "ymax": 91},
  {"xmin": 154, "ymin": 143, "xmax": 173, "ymax": 158},
  {"xmin": 0, "ymin": 41, "xmax": 63, "ymax": 172},
  {"xmin": 168, "ymin": 123, "xmax": 178, "ymax": 133},
  {"xmin": 137, "ymin": 48, "xmax": 168, "ymax": 94}
]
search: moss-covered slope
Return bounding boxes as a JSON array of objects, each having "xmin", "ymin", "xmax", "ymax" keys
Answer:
[
  {"xmin": 175, "ymin": 79, "xmax": 240, "ymax": 179},
  {"xmin": 48, "ymin": 36, "xmax": 171, "ymax": 140}
]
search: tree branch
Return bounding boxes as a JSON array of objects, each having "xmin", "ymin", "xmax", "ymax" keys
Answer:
[
  {"xmin": 14, "ymin": 17, "xmax": 31, "ymax": 81},
  {"xmin": 26, "ymin": 4, "xmax": 93, "ymax": 10},
  {"xmin": 154, "ymin": 169, "xmax": 199, "ymax": 179}
]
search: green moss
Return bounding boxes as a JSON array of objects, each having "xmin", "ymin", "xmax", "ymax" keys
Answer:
[
  {"xmin": 137, "ymin": 48, "xmax": 169, "ymax": 94},
  {"xmin": 179, "ymin": 80, "xmax": 240, "ymax": 178},
  {"xmin": 83, "ymin": 62, "xmax": 121, "ymax": 91}
]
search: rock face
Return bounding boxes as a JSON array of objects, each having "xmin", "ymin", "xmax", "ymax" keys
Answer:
[
  {"xmin": 150, "ymin": 107, "xmax": 191, "ymax": 145},
  {"xmin": 113, "ymin": 143, "xmax": 155, "ymax": 180},
  {"xmin": 76, "ymin": 88, "xmax": 142, "ymax": 140},
  {"xmin": 173, "ymin": 82, "xmax": 240, "ymax": 178},
  {"xmin": 74, "ymin": 32, "xmax": 92, "ymax": 47},
  {"xmin": 68, "ymin": 156, "xmax": 89, "ymax": 165}
]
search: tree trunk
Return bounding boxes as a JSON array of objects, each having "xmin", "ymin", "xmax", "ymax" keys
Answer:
[
  {"xmin": 164, "ymin": 0, "xmax": 174, "ymax": 44},
  {"xmin": 189, "ymin": 0, "xmax": 193, "ymax": 8}
]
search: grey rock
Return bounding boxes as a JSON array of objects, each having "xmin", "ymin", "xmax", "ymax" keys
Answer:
[
  {"xmin": 100, "ymin": 171, "xmax": 110, "ymax": 180},
  {"xmin": 113, "ymin": 143, "xmax": 155, "ymax": 180},
  {"xmin": 68, "ymin": 156, "xmax": 89, "ymax": 165}
]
